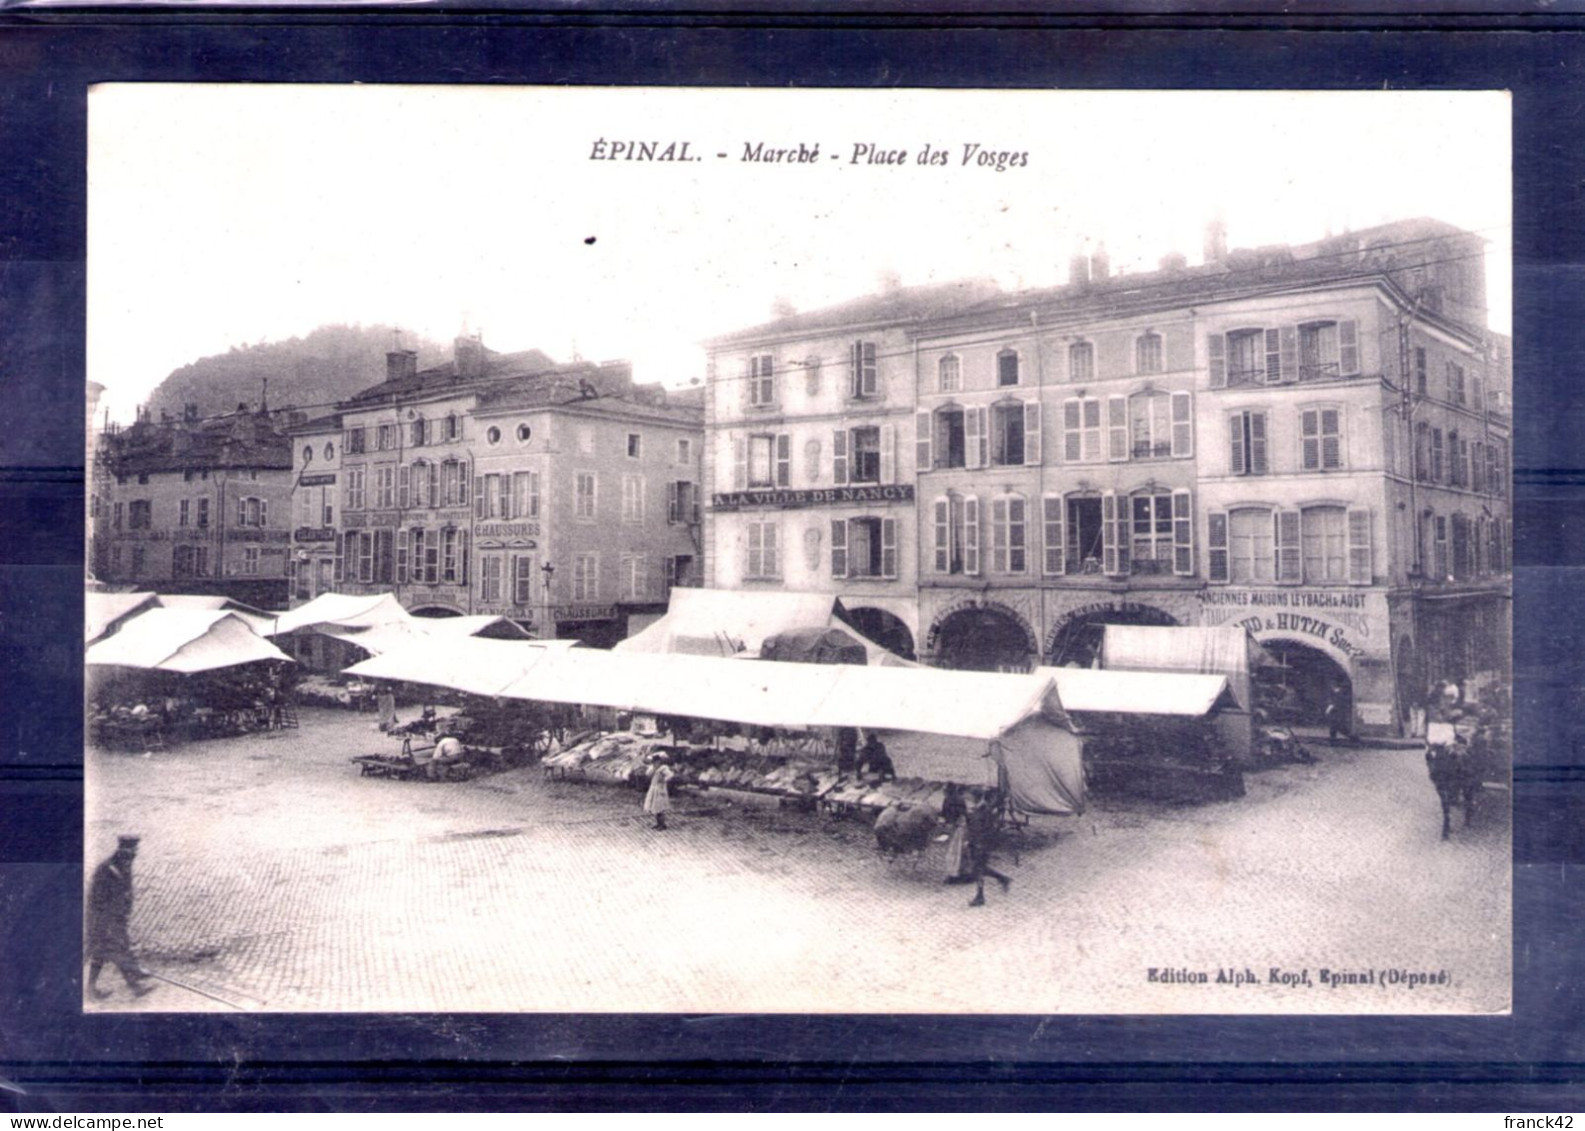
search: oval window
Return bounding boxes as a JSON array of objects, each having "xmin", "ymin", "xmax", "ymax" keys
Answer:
[
  {"xmin": 303, "ymin": 445, "xmax": 314, "ymax": 464},
  {"xmin": 486, "ymin": 426, "xmax": 502, "ymax": 445},
  {"xmin": 324, "ymin": 442, "xmax": 335, "ymax": 460},
  {"xmin": 517, "ymin": 423, "xmax": 532, "ymax": 443}
]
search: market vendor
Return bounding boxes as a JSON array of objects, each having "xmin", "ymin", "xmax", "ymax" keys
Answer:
[
  {"xmin": 427, "ymin": 735, "xmax": 467, "ymax": 780},
  {"xmin": 835, "ymin": 727, "xmax": 859, "ymax": 776},
  {"xmin": 857, "ymin": 732, "xmax": 895, "ymax": 782}
]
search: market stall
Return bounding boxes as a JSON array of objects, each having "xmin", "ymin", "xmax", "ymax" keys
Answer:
[
  {"xmin": 1098, "ymin": 624, "xmax": 1260, "ymax": 764},
  {"xmin": 86, "ymin": 608, "xmax": 295, "ymax": 747},
  {"xmin": 1035, "ymin": 665, "xmax": 1244, "ymax": 798}
]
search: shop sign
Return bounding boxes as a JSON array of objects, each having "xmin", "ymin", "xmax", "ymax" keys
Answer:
[
  {"xmin": 294, "ymin": 527, "xmax": 338, "ymax": 543},
  {"xmin": 477, "ymin": 522, "xmax": 541, "ymax": 538},
  {"xmin": 344, "ymin": 511, "xmax": 399, "ymax": 528},
  {"xmin": 1200, "ymin": 587, "xmax": 1378, "ymax": 641},
  {"xmin": 299, "ymin": 473, "xmax": 337, "ymax": 487},
  {"xmin": 711, "ymin": 484, "xmax": 915, "ymax": 511},
  {"xmin": 551, "ymin": 603, "xmax": 616, "ymax": 622}
]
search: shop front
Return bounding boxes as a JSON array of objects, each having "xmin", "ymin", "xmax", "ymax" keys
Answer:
[{"xmin": 1198, "ymin": 585, "xmax": 1395, "ymax": 737}]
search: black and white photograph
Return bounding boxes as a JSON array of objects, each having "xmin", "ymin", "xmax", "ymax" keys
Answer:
[{"xmin": 82, "ymin": 85, "xmax": 1512, "ymax": 1015}]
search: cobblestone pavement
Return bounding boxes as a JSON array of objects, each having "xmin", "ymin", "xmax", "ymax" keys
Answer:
[{"xmin": 84, "ymin": 708, "xmax": 1510, "ymax": 1015}]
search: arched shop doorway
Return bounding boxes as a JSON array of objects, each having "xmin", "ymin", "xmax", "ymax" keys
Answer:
[
  {"xmin": 1045, "ymin": 604, "xmax": 1180, "ymax": 669},
  {"xmin": 1256, "ymin": 637, "xmax": 1352, "ymax": 728},
  {"xmin": 931, "ymin": 604, "xmax": 1037, "ymax": 672},
  {"xmin": 844, "ymin": 607, "xmax": 916, "ymax": 662}
]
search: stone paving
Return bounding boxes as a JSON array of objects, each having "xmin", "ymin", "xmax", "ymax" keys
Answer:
[{"xmin": 84, "ymin": 707, "xmax": 1510, "ymax": 1015}]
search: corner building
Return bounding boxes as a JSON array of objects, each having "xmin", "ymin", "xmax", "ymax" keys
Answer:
[{"xmin": 702, "ymin": 219, "xmax": 1510, "ymax": 737}]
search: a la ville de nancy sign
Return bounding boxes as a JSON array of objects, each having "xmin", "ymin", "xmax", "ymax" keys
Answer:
[{"xmin": 711, "ymin": 484, "xmax": 915, "ymax": 511}]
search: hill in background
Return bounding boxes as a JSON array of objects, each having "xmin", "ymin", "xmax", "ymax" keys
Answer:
[{"xmin": 145, "ymin": 324, "xmax": 448, "ymax": 421}]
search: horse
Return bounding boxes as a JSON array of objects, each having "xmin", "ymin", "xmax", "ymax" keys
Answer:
[{"xmin": 1425, "ymin": 738, "xmax": 1481, "ymax": 840}]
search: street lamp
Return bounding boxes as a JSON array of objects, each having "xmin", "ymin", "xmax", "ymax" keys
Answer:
[{"xmin": 540, "ymin": 561, "xmax": 555, "ymax": 641}]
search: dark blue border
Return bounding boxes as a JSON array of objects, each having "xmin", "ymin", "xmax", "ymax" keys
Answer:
[{"xmin": 2, "ymin": 16, "xmax": 1581, "ymax": 1113}]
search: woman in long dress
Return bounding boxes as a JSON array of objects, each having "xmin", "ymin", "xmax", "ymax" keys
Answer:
[
  {"xmin": 941, "ymin": 784, "xmax": 972, "ymax": 884},
  {"xmin": 644, "ymin": 755, "xmax": 675, "ymax": 830}
]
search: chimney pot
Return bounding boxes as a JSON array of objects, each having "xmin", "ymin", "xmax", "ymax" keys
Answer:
[
  {"xmin": 1069, "ymin": 254, "xmax": 1091, "ymax": 286},
  {"xmin": 386, "ymin": 349, "xmax": 418, "ymax": 383}
]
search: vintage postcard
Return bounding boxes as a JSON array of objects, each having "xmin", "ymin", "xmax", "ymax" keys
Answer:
[{"xmin": 83, "ymin": 86, "xmax": 1511, "ymax": 1014}]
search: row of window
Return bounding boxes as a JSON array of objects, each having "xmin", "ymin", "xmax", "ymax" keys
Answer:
[
  {"xmin": 1209, "ymin": 321, "xmax": 1361, "ymax": 387},
  {"xmin": 736, "ymin": 495, "xmax": 1383, "ymax": 587},
  {"xmin": 1411, "ymin": 345, "xmax": 1486, "ymax": 411},
  {"xmin": 344, "ymin": 462, "xmax": 468, "ymax": 511},
  {"xmin": 109, "ymin": 542, "xmax": 268, "ymax": 579},
  {"xmin": 1412, "ymin": 425, "xmax": 1507, "ymax": 495},
  {"xmin": 1424, "ymin": 513, "xmax": 1509, "ymax": 582},
  {"xmin": 109, "ymin": 496, "xmax": 270, "ymax": 531},
  {"xmin": 746, "ymin": 342, "xmax": 880, "ymax": 408},
  {"xmin": 345, "ymin": 415, "xmax": 464, "ymax": 455},
  {"xmin": 335, "ymin": 528, "xmax": 469, "ymax": 587},
  {"xmin": 1226, "ymin": 408, "xmax": 1345, "ymax": 475}
]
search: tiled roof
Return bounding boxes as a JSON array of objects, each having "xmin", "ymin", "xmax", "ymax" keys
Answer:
[
  {"xmin": 705, "ymin": 278, "xmax": 1004, "ymax": 345},
  {"xmin": 341, "ymin": 347, "xmax": 558, "ymax": 407}
]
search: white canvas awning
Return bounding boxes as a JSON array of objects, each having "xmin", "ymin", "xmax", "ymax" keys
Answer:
[
  {"xmin": 85, "ymin": 591, "xmax": 159, "ymax": 644},
  {"xmin": 87, "ymin": 609, "xmax": 292, "ymax": 673},
  {"xmin": 1099, "ymin": 624, "xmax": 1260, "ymax": 710},
  {"xmin": 339, "ymin": 614, "xmax": 532, "ymax": 657},
  {"xmin": 155, "ymin": 593, "xmax": 278, "ymax": 636},
  {"xmin": 613, "ymin": 587, "xmax": 908, "ymax": 665},
  {"xmin": 344, "ymin": 636, "xmax": 559, "ymax": 698},
  {"xmin": 1034, "ymin": 667, "xmax": 1235, "ymax": 717},
  {"xmin": 270, "ymin": 592, "xmax": 413, "ymax": 637}
]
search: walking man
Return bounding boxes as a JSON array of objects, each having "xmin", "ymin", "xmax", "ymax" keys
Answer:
[
  {"xmin": 86, "ymin": 835, "xmax": 154, "ymax": 999},
  {"xmin": 964, "ymin": 791, "xmax": 1012, "ymax": 908}
]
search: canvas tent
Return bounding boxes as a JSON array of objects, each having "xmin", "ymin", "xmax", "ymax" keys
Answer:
[
  {"xmin": 350, "ymin": 641, "xmax": 1085, "ymax": 814},
  {"xmin": 85, "ymin": 591, "xmax": 159, "ymax": 645},
  {"xmin": 1098, "ymin": 625, "xmax": 1261, "ymax": 763},
  {"xmin": 344, "ymin": 636, "xmax": 560, "ymax": 698},
  {"xmin": 614, "ymin": 587, "xmax": 909, "ymax": 666},
  {"xmin": 154, "ymin": 593, "xmax": 278, "ymax": 636},
  {"xmin": 1034, "ymin": 667, "xmax": 1238, "ymax": 718},
  {"xmin": 269, "ymin": 591, "xmax": 413, "ymax": 637},
  {"xmin": 86, "ymin": 608, "xmax": 292, "ymax": 673}
]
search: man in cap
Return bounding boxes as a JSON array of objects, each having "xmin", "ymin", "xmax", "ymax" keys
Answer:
[{"xmin": 85, "ymin": 835, "xmax": 154, "ymax": 999}]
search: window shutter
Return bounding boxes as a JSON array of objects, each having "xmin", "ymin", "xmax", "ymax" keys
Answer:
[
  {"xmin": 830, "ymin": 519, "xmax": 847, "ymax": 579},
  {"xmin": 733, "ymin": 434, "xmax": 746, "ymax": 491},
  {"xmin": 334, "ymin": 532, "xmax": 344, "ymax": 583},
  {"xmin": 1301, "ymin": 409, "xmax": 1320, "ymax": 470},
  {"xmin": 1339, "ymin": 319, "xmax": 1360, "ymax": 375},
  {"xmin": 990, "ymin": 496, "xmax": 1008, "ymax": 573},
  {"xmin": 1208, "ymin": 334, "xmax": 1227, "ymax": 388},
  {"xmin": 746, "ymin": 523, "xmax": 761, "ymax": 577},
  {"xmin": 1280, "ymin": 326, "xmax": 1299, "ymax": 383},
  {"xmin": 916, "ymin": 410, "xmax": 933, "ymax": 472},
  {"xmin": 260, "ymin": 499, "xmax": 268, "ymax": 526},
  {"xmin": 1264, "ymin": 328, "xmax": 1282, "ymax": 384},
  {"xmin": 1171, "ymin": 391, "xmax": 1193, "ymax": 457},
  {"xmin": 881, "ymin": 518, "xmax": 897, "ymax": 578},
  {"xmin": 666, "ymin": 481, "xmax": 679, "ymax": 524},
  {"xmin": 474, "ymin": 476, "xmax": 485, "ymax": 518},
  {"xmin": 1009, "ymin": 495, "xmax": 1027, "ymax": 574},
  {"xmin": 396, "ymin": 530, "xmax": 408, "ymax": 584},
  {"xmin": 966, "ymin": 407, "xmax": 983, "ymax": 468},
  {"xmin": 848, "ymin": 342, "xmax": 860, "ymax": 398},
  {"xmin": 1322, "ymin": 408, "xmax": 1342, "ymax": 469},
  {"xmin": 1023, "ymin": 400, "xmax": 1042, "ymax": 465},
  {"xmin": 1347, "ymin": 507, "xmax": 1372, "ymax": 585},
  {"xmin": 1167, "ymin": 489, "xmax": 1193, "ymax": 576},
  {"xmin": 964, "ymin": 495, "xmax": 981, "ymax": 575},
  {"xmin": 933, "ymin": 497, "xmax": 950, "ymax": 573},
  {"xmin": 1276, "ymin": 510, "xmax": 1302, "ymax": 583},
  {"xmin": 1208, "ymin": 511, "xmax": 1229, "ymax": 583},
  {"xmin": 398, "ymin": 465, "xmax": 410, "ymax": 508},
  {"xmin": 461, "ymin": 461, "xmax": 471, "ymax": 505},
  {"xmin": 1107, "ymin": 395, "xmax": 1128, "ymax": 462},
  {"xmin": 1102, "ymin": 491, "xmax": 1119, "ymax": 575},
  {"xmin": 1063, "ymin": 400, "xmax": 1082, "ymax": 462},
  {"xmin": 863, "ymin": 342, "xmax": 877, "ymax": 396},
  {"xmin": 880, "ymin": 423, "xmax": 896, "ymax": 482},
  {"xmin": 832, "ymin": 429, "xmax": 848, "ymax": 485},
  {"xmin": 691, "ymin": 483, "xmax": 701, "ymax": 525},
  {"xmin": 1250, "ymin": 412, "xmax": 1268, "ymax": 474},
  {"xmin": 1043, "ymin": 495, "xmax": 1065, "ymax": 575},
  {"xmin": 237, "ymin": 498, "xmax": 246, "ymax": 525},
  {"xmin": 776, "ymin": 434, "xmax": 791, "ymax": 487},
  {"xmin": 1229, "ymin": 413, "xmax": 1246, "ymax": 475}
]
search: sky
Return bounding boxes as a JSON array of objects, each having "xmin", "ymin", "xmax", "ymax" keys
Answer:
[{"xmin": 88, "ymin": 86, "xmax": 1511, "ymax": 424}]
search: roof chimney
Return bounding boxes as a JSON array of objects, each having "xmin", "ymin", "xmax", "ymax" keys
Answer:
[
  {"xmin": 1069, "ymin": 253, "xmax": 1091, "ymax": 287},
  {"xmin": 1090, "ymin": 242, "xmax": 1111, "ymax": 281},
  {"xmin": 454, "ymin": 333, "xmax": 485, "ymax": 380},
  {"xmin": 1204, "ymin": 218, "xmax": 1228, "ymax": 265},
  {"xmin": 386, "ymin": 349, "xmax": 418, "ymax": 383},
  {"xmin": 1159, "ymin": 251, "xmax": 1188, "ymax": 273}
]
